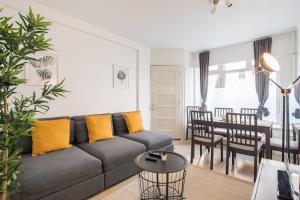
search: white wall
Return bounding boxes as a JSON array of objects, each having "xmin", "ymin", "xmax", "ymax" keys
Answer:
[
  {"xmin": 298, "ymin": 26, "xmax": 300, "ymax": 73},
  {"xmin": 151, "ymin": 48, "xmax": 186, "ymax": 66},
  {"xmin": 2, "ymin": 0, "xmax": 151, "ymax": 129}
]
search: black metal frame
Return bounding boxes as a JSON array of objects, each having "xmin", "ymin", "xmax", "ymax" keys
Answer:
[
  {"xmin": 260, "ymin": 71, "xmax": 300, "ymax": 162},
  {"xmin": 135, "ymin": 152, "xmax": 188, "ymax": 200},
  {"xmin": 137, "ymin": 170, "xmax": 186, "ymax": 200}
]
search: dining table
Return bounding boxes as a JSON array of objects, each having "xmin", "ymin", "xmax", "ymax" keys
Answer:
[{"xmin": 212, "ymin": 117, "xmax": 273, "ymax": 159}]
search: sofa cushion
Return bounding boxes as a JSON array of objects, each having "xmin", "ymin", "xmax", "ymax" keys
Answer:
[
  {"xmin": 31, "ymin": 119, "xmax": 72, "ymax": 156},
  {"xmin": 86, "ymin": 114, "xmax": 113, "ymax": 143},
  {"xmin": 19, "ymin": 146, "xmax": 102, "ymax": 200},
  {"xmin": 123, "ymin": 111, "xmax": 144, "ymax": 133},
  {"xmin": 112, "ymin": 113, "xmax": 129, "ymax": 135},
  {"xmin": 77, "ymin": 136, "xmax": 146, "ymax": 172},
  {"xmin": 118, "ymin": 131, "xmax": 172, "ymax": 150},
  {"xmin": 20, "ymin": 116, "xmax": 75, "ymax": 154},
  {"xmin": 72, "ymin": 114, "xmax": 113, "ymax": 144}
]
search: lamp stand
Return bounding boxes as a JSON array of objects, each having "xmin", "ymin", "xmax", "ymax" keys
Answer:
[
  {"xmin": 281, "ymin": 88, "xmax": 291, "ymax": 162},
  {"xmin": 263, "ymin": 73, "xmax": 300, "ymax": 163}
]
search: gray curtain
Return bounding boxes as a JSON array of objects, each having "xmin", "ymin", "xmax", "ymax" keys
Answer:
[
  {"xmin": 254, "ymin": 38, "xmax": 272, "ymax": 118},
  {"xmin": 199, "ymin": 51, "xmax": 210, "ymax": 110}
]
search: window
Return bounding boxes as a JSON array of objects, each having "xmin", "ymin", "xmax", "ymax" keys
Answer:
[
  {"xmin": 193, "ymin": 32, "xmax": 296, "ymax": 124},
  {"xmin": 206, "ymin": 60, "xmax": 277, "ymax": 122},
  {"xmin": 224, "ymin": 61, "xmax": 246, "ymax": 71}
]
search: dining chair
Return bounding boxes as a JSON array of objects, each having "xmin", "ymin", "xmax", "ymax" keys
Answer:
[
  {"xmin": 214, "ymin": 107, "xmax": 233, "ymax": 137},
  {"xmin": 190, "ymin": 111, "xmax": 223, "ymax": 170},
  {"xmin": 214, "ymin": 107, "xmax": 233, "ymax": 118},
  {"xmin": 240, "ymin": 108, "xmax": 262, "ymax": 120},
  {"xmin": 225, "ymin": 113, "xmax": 264, "ymax": 181},
  {"xmin": 186, "ymin": 106, "xmax": 202, "ymax": 140},
  {"xmin": 269, "ymin": 123, "xmax": 300, "ymax": 164}
]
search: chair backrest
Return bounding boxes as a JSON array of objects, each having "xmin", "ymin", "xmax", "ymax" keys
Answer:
[
  {"xmin": 214, "ymin": 107, "xmax": 233, "ymax": 117},
  {"xmin": 186, "ymin": 106, "xmax": 202, "ymax": 124},
  {"xmin": 226, "ymin": 113, "xmax": 258, "ymax": 147},
  {"xmin": 240, "ymin": 108, "xmax": 262, "ymax": 120},
  {"xmin": 191, "ymin": 111, "xmax": 214, "ymax": 142},
  {"xmin": 292, "ymin": 124, "xmax": 300, "ymax": 151}
]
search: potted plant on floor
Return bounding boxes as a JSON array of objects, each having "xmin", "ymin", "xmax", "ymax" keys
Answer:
[{"xmin": 0, "ymin": 8, "xmax": 67, "ymax": 200}]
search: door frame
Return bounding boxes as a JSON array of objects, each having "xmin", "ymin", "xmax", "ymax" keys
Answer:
[{"xmin": 150, "ymin": 65, "xmax": 185, "ymax": 139}]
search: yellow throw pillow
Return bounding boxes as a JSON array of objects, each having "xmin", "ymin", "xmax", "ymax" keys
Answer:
[
  {"xmin": 32, "ymin": 119, "xmax": 72, "ymax": 156},
  {"xmin": 86, "ymin": 114, "xmax": 113, "ymax": 143},
  {"xmin": 123, "ymin": 111, "xmax": 144, "ymax": 134}
]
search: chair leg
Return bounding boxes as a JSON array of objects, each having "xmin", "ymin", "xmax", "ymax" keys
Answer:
[
  {"xmin": 200, "ymin": 144, "xmax": 202, "ymax": 156},
  {"xmin": 208, "ymin": 147, "xmax": 210, "ymax": 153},
  {"xmin": 226, "ymin": 149, "xmax": 230, "ymax": 175},
  {"xmin": 220, "ymin": 141, "xmax": 223, "ymax": 162},
  {"xmin": 210, "ymin": 146, "xmax": 214, "ymax": 170},
  {"xmin": 254, "ymin": 155, "xmax": 258, "ymax": 182},
  {"xmin": 259, "ymin": 150, "xmax": 262, "ymax": 163},
  {"xmin": 186, "ymin": 127, "xmax": 189, "ymax": 140},
  {"xmin": 190, "ymin": 141, "xmax": 194, "ymax": 164},
  {"xmin": 293, "ymin": 153, "xmax": 296, "ymax": 164},
  {"xmin": 270, "ymin": 150, "xmax": 273, "ymax": 160},
  {"xmin": 232, "ymin": 152, "xmax": 235, "ymax": 166}
]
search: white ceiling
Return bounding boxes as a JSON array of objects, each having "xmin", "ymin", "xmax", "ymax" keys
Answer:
[{"xmin": 32, "ymin": 0, "xmax": 300, "ymax": 51}]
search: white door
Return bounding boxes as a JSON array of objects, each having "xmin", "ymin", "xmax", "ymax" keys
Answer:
[{"xmin": 150, "ymin": 65, "xmax": 183, "ymax": 139}]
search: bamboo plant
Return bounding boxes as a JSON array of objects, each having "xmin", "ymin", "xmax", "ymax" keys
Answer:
[{"xmin": 0, "ymin": 8, "xmax": 67, "ymax": 200}]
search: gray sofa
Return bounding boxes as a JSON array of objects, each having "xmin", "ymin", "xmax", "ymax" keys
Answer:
[
  {"xmin": 112, "ymin": 113, "xmax": 173, "ymax": 151},
  {"xmin": 15, "ymin": 113, "xmax": 173, "ymax": 200}
]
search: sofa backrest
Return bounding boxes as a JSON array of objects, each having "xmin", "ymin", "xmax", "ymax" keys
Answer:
[
  {"xmin": 20, "ymin": 116, "xmax": 75, "ymax": 154},
  {"xmin": 72, "ymin": 115, "xmax": 89, "ymax": 144},
  {"xmin": 112, "ymin": 113, "xmax": 129, "ymax": 135},
  {"xmin": 72, "ymin": 114, "xmax": 114, "ymax": 144}
]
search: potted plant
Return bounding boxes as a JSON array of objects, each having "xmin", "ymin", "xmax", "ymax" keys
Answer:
[{"xmin": 0, "ymin": 8, "xmax": 67, "ymax": 200}]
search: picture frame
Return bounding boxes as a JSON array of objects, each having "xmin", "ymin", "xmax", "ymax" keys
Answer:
[
  {"xmin": 113, "ymin": 65, "xmax": 129, "ymax": 89},
  {"xmin": 25, "ymin": 53, "xmax": 58, "ymax": 86}
]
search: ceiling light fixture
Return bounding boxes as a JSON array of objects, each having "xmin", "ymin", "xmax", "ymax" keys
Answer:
[
  {"xmin": 211, "ymin": 0, "xmax": 233, "ymax": 14},
  {"xmin": 225, "ymin": 0, "xmax": 233, "ymax": 7}
]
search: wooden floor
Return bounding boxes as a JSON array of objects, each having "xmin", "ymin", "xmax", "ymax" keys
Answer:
[{"xmin": 174, "ymin": 139, "xmax": 281, "ymax": 182}]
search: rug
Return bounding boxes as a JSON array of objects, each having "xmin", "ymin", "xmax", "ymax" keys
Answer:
[{"xmin": 89, "ymin": 165, "xmax": 253, "ymax": 200}]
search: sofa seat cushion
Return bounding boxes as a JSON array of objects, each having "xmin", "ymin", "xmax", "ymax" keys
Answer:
[
  {"xmin": 20, "ymin": 146, "xmax": 102, "ymax": 200},
  {"xmin": 119, "ymin": 131, "xmax": 172, "ymax": 151},
  {"xmin": 77, "ymin": 136, "xmax": 146, "ymax": 172}
]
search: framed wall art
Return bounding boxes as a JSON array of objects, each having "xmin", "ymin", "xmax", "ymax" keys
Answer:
[
  {"xmin": 25, "ymin": 53, "xmax": 58, "ymax": 86},
  {"xmin": 113, "ymin": 65, "xmax": 129, "ymax": 89}
]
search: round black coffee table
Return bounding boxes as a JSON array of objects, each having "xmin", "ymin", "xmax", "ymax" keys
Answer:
[{"xmin": 135, "ymin": 151, "xmax": 188, "ymax": 200}]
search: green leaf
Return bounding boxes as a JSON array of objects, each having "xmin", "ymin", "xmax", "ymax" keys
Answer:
[{"xmin": 0, "ymin": 7, "xmax": 68, "ymax": 195}]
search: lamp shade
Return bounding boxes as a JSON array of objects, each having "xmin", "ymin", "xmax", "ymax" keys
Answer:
[{"xmin": 259, "ymin": 53, "xmax": 280, "ymax": 72}]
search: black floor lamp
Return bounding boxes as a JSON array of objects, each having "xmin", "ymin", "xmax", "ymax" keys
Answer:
[{"xmin": 259, "ymin": 53, "xmax": 300, "ymax": 162}]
